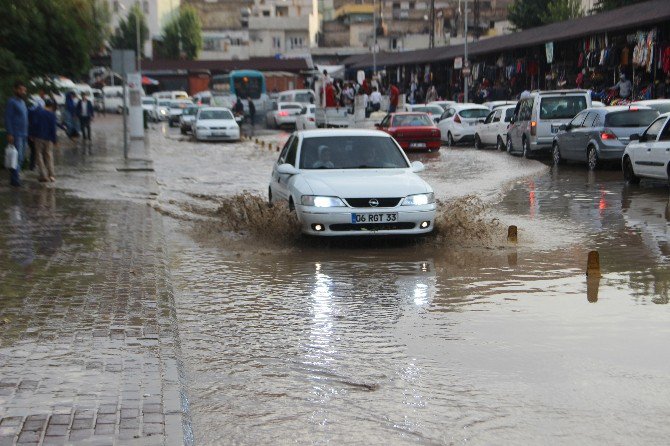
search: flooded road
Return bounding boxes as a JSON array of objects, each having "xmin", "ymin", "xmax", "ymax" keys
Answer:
[{"xmin": 150, "ymin": 124, "xmax": 670, "ymax": 445}]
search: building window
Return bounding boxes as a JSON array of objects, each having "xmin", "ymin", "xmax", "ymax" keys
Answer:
[
  {"xmin": 276, "ymin": 6, "xmax": 288, "ymax": 16},
  {"xmin": 272, "ymin": 36, "xmax": 281, "ymax": 49},
  {"xmin": 262, "ymin": 10, "xmax": 270, "ymax": 16},
  {"xmin": 143, "ymin": 1, "xmax": 149, "ymax": 14}
]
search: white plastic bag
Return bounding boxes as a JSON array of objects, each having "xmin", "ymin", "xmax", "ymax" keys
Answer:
[{"xmin": 4, "ymin": 144, "xmax": 18, "ymax": 170}]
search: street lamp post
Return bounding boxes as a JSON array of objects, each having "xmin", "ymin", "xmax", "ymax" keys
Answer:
[
  {"xmin": 136, "ymin": 1, "xmax": 141, "ymax": 72},
  {"xmin": 464, "ymin": 0, "xmax": 469, "ymax": 103},
  {"xmin": 373, "ymin": 0, "xmax": 377, "ymax": 76}
]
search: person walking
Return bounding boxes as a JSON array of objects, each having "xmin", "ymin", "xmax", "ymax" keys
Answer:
[
  {"xmin": 64, "ymin": 91, "xmax": 78, "ymax": 138},
  {"xmin": 76, "ymin": 92, "xmax": 94, "ymax": 142},
  {"xmin": 33, "ymin": 100, "xmax": 58, "ymax": 183},
  {"xmin": 247, "ymin": 97, "xmax": 256, "ymax": 136},
  {"xmin": 5, "ymin": 81, "xmax": 29, "ymax": 187},
  {"xmin": 369, "ymin": 87, "xmax": 382, "ymax": 112},
  {"xmin": 389, "ymin": 83, "xmax": 400, "ymax": 113},
  {"xmin": 425, "ymin": 85, "xmax": 438, "ymax": 103}
]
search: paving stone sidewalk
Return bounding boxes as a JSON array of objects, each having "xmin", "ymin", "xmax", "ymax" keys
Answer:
[{"xmin": 0, "ymin": 118, "xmax": 189, "ymax": 445}]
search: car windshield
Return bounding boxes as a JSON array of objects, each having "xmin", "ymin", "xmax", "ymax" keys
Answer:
[
  {"xmin": 142, "ymin": 98, "xmax": 155, "ymax": 105},
  {"xmin": 392, "ymin": 114, "xmax": 433, "ymax": 127},
  {"xmin": 299, "ymin": 136, "xmax": 409, "ymax": 170},
  {"xmin": 170, "ymin": 101, "xmax": 191, "ymax": 108},
  {"xmin": 605, "ymin": 110, "xmax": 659, "ymax": 127},
  {"xmin": 540, "ymin": 96, "xmax": 587, "ymax": 119},
  {"xmin": 158, "ymin": 101, "xmax": 170, "ymax": 106},
  {"xmin": 183, "ymin": 107, "xmax": 198, "ymax": 116},
  {"xmin": 459, "ymin": 108, "xmax": 489, "ymax": 119},
  {"xmin": 199, "ymin": 109, "xmax": 233, "ymax": 120}
]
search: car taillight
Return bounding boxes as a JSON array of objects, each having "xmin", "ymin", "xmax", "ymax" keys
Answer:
[
  {"xmin": 433, "ymin": 129, "xmax": 441, "ymax": 137},
  {"xmin": 530, "ymin": 121, "xmax": 537, "ymax": 136},
  {"xmin": 278, "ymin": 111, "xmax": 288, "ymax": 116},
  {"xmin": 454, "ymin": 114, "xmax": 461, "ymax": 123},
  {"xmin": 308, "ymin": 117, "xmax": 315, "ymax": 122},
  {"xmin": 601, "ymin": 130, "xmax": 617, "ymax": 140}
]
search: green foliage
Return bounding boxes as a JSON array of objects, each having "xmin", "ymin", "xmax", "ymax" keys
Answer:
[
  {"xmin": 592, "ymin": 0, "xmax": 648, "ymax": 12},
  {"xmin": 542, "ymin": 0, "xmax": 584, "ymax": 23},
  {"xmin": 109, "ymin": 3, "xmax": 149, "ymax": 56},
  {"xmin": 0, "ymin": 0, "xmax": 105, "ymax": 78},
  {"xmin": 507, "ymin": 0, "xmax": 549, "ymax": 30},
  {"xmin": 90, "ymin": 0, "xmax": 112, "ymax": 55},
  {"xmin": 159, "ymin": 5, "xmax": 203, "ymax": 60},
  {"xmin": 0, "ymin": 48, "xmax": 27, "ymax": 110}
]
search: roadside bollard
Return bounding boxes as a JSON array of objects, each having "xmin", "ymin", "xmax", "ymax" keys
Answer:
[
  {"xmin": 261, "ymin": 141, "xmax": 265, "ymax": 148},
  {"xmin": 507, "ymin": 225, "xmax": 517, "ymax": 243},
  {"xmin": 276, "ymin": 145, "xmax": 280, "ymax": 152},
  {"xmin": 586, "ymin": 250, "xmax": 601, "ymax": 277},
  {"xmin": 587, "ymin": 276, "xmax": 600, "ymax": 303}
]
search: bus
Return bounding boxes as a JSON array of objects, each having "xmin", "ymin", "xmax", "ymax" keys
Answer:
[{"xmin": 210, "ymin": 70, "xmax": 269, "ymax": 113}]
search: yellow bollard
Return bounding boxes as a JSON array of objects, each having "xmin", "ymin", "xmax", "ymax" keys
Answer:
[
  {"xmin": 507, "ymin": 225, "xmax": 517, "ymax": 243},
  {"xmin": 586, "ymin": 250, "xmax": 601, "ymax": 277},
  {"xmin": 587, "ymin": 276, "xmax": 600, "ymax": 303}
]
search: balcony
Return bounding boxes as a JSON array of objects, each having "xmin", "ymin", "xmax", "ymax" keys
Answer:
[{"xmin": 248, "ymin": 16, "xmax": 309, "ymax": 31}]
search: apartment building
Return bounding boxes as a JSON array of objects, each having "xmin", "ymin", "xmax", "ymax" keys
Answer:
[{"xmin": 109, "ymin": 0, "xmax": 181, "ymax": 57}]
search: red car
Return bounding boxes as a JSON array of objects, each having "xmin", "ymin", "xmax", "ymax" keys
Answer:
[{"xmin": 376, "ymin": 112, "xmax": 441, "ymax": 151}]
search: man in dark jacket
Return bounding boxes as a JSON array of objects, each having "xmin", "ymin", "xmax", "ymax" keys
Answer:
[
  {"xmin": 34, "ymin": 100, "xmax": 58, "ymax": 182},
  {"xmin": 247, "ymin": 97, "xmax": 256, "ymax": 136},
  {"xmin": 76, "ymin": 93, "xmax": 94, "ymax": 141}
]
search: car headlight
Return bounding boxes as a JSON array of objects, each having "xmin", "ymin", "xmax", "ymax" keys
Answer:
[
  {"xmin": 301, "ymin": 196, "xmax": 346, "ymax": 207},
  {"xmin": 402, "ymin": 193, "xmax": 434, "ymax": 206},
  {"xmin": 160, "ymin": 110, "xmax": 166, "ymax": 114}
]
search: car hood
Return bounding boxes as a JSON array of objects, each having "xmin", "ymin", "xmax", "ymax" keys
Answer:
[
  {"xmin": 300, "ymin": 169, "xmax": 430, "ymax": 198},
  {"xmin": 197, "ymin": 119, "xmax": 238, "ymax": 128}
]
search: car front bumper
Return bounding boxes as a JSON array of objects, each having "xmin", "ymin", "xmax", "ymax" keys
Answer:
[
  {"xmin": 397, "ymin": 139, "xmax": 441, "ymax": 151},
  {"xmin": 276, "ymin": 116, "xmax": 298, "ymax": 126},
  {"xmin": 296, "ymin": 204, "xmax": 437, "ymax": 236},
  {"xmin": 196, "ymin": 129, "xmax": 240, "ymax": 141}
]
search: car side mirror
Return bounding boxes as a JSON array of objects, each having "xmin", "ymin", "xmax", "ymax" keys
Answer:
[
  {"xmin": 559, "ymin": 124, "xmax": 567, "ymax": 131},
  {"xmin": 276, "ymin": 163, "xmax": 299, "ymax": 175},
  {"xmin": 510, "ymin": 117, "xmax": 516, "ymax": 124},
  {"xmin": 410, "ymin": 161, "xmax": 425, "ymax": 173},
  {"xmin": 374, "ymin": 123, "xmax": 381, "ymax": 128},
  {"xmin": 478, "ymin": 119, "xmax": 486, "ymax": 123},
  {"xmin": 629, "ymin": 133, "xmax": 639, "ymax": 141}
]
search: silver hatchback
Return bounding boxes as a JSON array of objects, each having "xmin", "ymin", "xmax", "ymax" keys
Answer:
[{"xmin": 552, "ymin": 106, "xmax": 659, "ymax": 169}]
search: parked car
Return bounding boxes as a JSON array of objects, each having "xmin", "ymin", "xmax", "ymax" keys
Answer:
[
  {"xmin": 483, "ymin": 100, "xmax": 517, "ymax": 110},
  {"xmin": 268, "ymin": 129, "xmax": 436, "ymax": 236},
  {"xmin": 92, "ymin": 88, "xmax": 104, "ymax": 112},
  {"xmin": 473, "ymin": 105, "xmax": 516, "ymax": 150},
  {"xmin": 142, "ymin": 96, "xmax": 157, "ymax": 121},
  {"xmin": 180, "ymin": 105, "xmax": 199, "ymax": 134},
  {"xmin": 437, "ymin": 103, "xmax": 490, "ymax": 146},
  {"xmin": 622, "ymin": 113, "xmax": 670, "ymax": 184},
  {"xmin": 152, "ymin": 90, "xmax": 189, "ymax": 102},
  {"xmin": 276, "ymin": 89, "xmax": 315, "ymax": 104},
  {"xmin": 428, "ymin": 100, "xmax": 457, "ymax": 111},
  {"xmin": 266, "ymin": 102, "xmax": 303, "ymax": 128},
  {"xmin": 631, "ymin": 99, "xmax": 670, "ymax": 114},
  {"xmin": 376, "ymin": 113, "xmax": 441, "ymax": 151},
  {"xmin": 102, "ymin": 86, "xmax": 125, "ymax": 114},
  {"xmin": 552, "ymin": 106, "xmax": 659, "ymax": 169},
  {"xmin": 193, "ymin": 107, "xmax": 240, "ymax": 142},
  {"xmin": 295, "ymin": 104, "xmax": 316, "ymax": 130},
  {"xmin": 507, "ymin": 89, "xmax": 591, "ymax": 157},
  {"xmin": 168, "ymin": 99, "xmax": 194, "ymax": 127},
  {"xmin": 404, "ymin": 104, "xmax": 445, "ymax": 123}
]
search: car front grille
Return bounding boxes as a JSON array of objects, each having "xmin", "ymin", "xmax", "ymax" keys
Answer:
[
  {"xmin": 329, "ymin": 223, "xmax": 416, "ymax": 232},
  {"xmin": 344, "ymin": 198, "xmax": 402, "ymax": 208}
]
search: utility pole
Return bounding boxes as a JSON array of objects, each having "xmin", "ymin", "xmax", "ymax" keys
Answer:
[
  {"xmin": 136, "ymin": 1, "xmax": 141, "ymax": 72},
  {"xmin": 429, "ymin": 0, "xmax": 435, "ymax": 49},
  {"xmin": 373, "ymin": 0, "xmax": 378, "ymax": 76},
  {"xmin": 464, "ymin": 0, "xmax": 468, "ymax": 103}
]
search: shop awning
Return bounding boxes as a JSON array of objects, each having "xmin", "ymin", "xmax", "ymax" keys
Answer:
[{"xmin": 349, "ymin": 0, "xmax": 670, "ymax": 69}]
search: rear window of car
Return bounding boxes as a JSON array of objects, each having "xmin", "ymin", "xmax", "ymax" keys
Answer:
[
  {"xmin": 459, "ymin": 108, "xmax": 489, "ymax": 119},
  {"xmin": 645, "ymin": 103, "xmax": 670, "ymax": 114},
  {"xmin": 281, "ymin": 104, "xmax": 302, "ymax": 110},
  {"xmin": 392, "ymin": 114, "xmax": 433, "ymax": 127},
  {"xmin": 199, "ymin": 110, "xmax": 233, "ymax": 120},
  {"xmin": 540, "ymin": 96, "xmax": 587, "ymax": 119},
  {"xmin": 299, "ymin": 136, "xmax": 409, "ymax": 169},
  {"xmin": 504, "ymin": 108, "xmax": 515, "ymax": 121},
  {"xmin": 605, "ymin": 110, "xmax": 659, "ymax": 127},
  {"xmin": 294, "ymin": 92, "xmax": 313, "ymax": 103}
]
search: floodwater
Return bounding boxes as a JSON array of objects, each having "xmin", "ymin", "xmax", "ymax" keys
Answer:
[{"xmin": 150, "ymin": 124, "xmax": 670, "ymax": 445}]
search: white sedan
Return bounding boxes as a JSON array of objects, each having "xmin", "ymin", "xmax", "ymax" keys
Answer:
[
  {"xmin": 269, "ymin": 129, "xmax": 437, "ymax": 236},
  {"xmin": 295, "ymin": 104, "xmax": 316, "ymax": 130},
  {"xmin": 193, "ymin": 107, "xmax": 240, "ymax": 142},
  {"xmin": 473, "ymin": 105, "xmax": 516, "ymax": 150},
  {"xmin": 437, "ymin": 103, "xmax": 491, "ymax": 146},
  {"xmin": 622, "ymin": 113, "xmax": 670, "ymax": 184},
  {"xmin": 266, "ymin": 102, "xmax": 303, "ymax": 128}
]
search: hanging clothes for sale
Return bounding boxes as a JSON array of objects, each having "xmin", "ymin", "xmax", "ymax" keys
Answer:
[
  {"xmin": 663, "ymin": 46, "xmax": 670, "ymax": 75},
  {"xmin": 621, "ymin": 46, "xmax": 630, "ymax": 66}
]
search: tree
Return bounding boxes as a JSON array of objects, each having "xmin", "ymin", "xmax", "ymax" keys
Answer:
[
  {"xmin": 89, "ymin": 0, "xmax": 112, "ymax": 55},
  {"xmin": 159, "ymin": 5, "xmax": 203, "ymax": 60},
  {"xmin": 542, "ymin": 0, "xmax": 584, "ymax": 23},
  {"xmin": 109, "ymin": 3, "xmax": 149, "ymax": 56},
  {"xmin": 0, "ymin": 0, "xmax": 103, "ymax": 78},
  {"xmin": 592, "ymin": 0, "xmax": 648, "ymax": 12},
  {"xmin": 507, "ymin": 0, "xmax": 550, "ymax": 30}
]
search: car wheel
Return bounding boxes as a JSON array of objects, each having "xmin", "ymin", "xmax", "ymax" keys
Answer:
[
  {"xmin": 506, "ymin": 137, "xmax": 514, "ymax": 154},
  {"xmin": 447, "ymin": 132, "xmax": 454, "ymax": 148},
  {"xmin": 268, "ymin": 187, "xmax": 273, "ymax": 206},
  {"xmin": 623, "ymin": 156, "xmax": 640, "ymax": 184},
  {"xmin": 496, "ymin": 136, "xmax": 505, "ymax": 152},
  {"xmin": 587, "ymin": 145, "xmax": 599, "ymax": 170},
  {"xmin": 522, "ymin": 137, "xmax": 531, "ymax": 158},
  {"xmin": 474, "ymin": 134, "xmax": 482, "ymax": 150},
  {"xmin": 180, "ymin": 127, "xmax": 186, "ymax": 135},
  {"xmin": 288, "ymin": 197, "xmax": 295, "ymax": 212},
  {"xmin": 552, "ymin": 142, "xmax": 564, "ymax": 165}
]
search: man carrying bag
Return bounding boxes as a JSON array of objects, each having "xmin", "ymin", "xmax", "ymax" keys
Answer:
[{"xmin": 5, "ymin": 81, "xmax": 29, "ymax": 187}]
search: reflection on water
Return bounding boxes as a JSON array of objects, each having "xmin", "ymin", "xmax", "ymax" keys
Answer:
[{"xmin": 164, "ymin": 161, "xmax": 670, "ymax": 445}]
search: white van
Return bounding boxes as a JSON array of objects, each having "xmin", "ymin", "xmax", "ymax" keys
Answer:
[
  {"xmin": 74, "ymin": 83, "xmax": 93, "ymax": 99},
  {"xmin": 276, "ymin": 89, "xmax": 315, "ymax": 104},
  {"xmin": 102, "ymin": 86, "xmax": 125, "ymax": 113},
  {"xmin": 152, "ymin": 90, "xmax": 189, "ymax": 101}
]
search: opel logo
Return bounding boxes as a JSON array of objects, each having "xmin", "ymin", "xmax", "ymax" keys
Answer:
[{"xmin": 369, "ymin": 199, "xmax": 379, "ymax": 207}]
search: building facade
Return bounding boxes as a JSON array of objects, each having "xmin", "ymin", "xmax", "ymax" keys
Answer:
[{"xmin": 108, "ymin": 0, "xmax": 181, "ymax": 58}]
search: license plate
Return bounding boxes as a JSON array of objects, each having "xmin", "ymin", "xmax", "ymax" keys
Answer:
[
  {"xmin": 410, "ymin": 142, "xmax": 426, "ymax": 148},
  {"xmin": 551, "ymin": 125, "xmax": 559, "ymax": 133},
  {"xmin": 351, "ymin": 213, "xmax": 398, "ymax": 223},
  {"xmin": 214, "ymin": 131, "xmax": 227, "ymax": 136}
]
